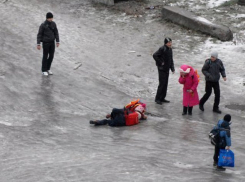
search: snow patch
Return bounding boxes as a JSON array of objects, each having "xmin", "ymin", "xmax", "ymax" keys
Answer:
[
  {"xmin": 207, "ymin": 0, "xmax": 228, "ymax": 8},
  {"xmin": 0, "ymin": 121, "xmax": 12, "ymax": 126},
  {"xmin": 236, "ymin": 14, "xmax": 245, "ymax": 18},
  {"xmin": 174, "ymin": 162, "xmax": 193, "ymax": 169},
  {"xmin": 224, "ymin": 170, "xmax": 242, "ymax": 175},
  {"xmin": 196, "ymin": 17, "xmax": 213, "ymax": 25}
]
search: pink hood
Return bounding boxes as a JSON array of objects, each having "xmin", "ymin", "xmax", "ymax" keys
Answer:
[{"xmin": 179, "ymin": 65, "xmax": 195, "ymax": 77}]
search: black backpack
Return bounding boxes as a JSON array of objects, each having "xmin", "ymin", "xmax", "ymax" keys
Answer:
[
  {"xmin": 209, "ymin": 128, "xmax": 227, "ymax": 148},
  {"xmin": 209, "ymin": 128, "xmax": 220, "ymax": 146}
]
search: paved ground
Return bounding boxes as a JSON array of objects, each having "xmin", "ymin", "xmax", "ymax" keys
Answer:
[{"xmin": 0, "ymin": 0, "xmax": 245, "ymax": 181}]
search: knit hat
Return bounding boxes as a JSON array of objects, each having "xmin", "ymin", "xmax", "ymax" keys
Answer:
[
  {"xmin": 211, "ymin": 51, "xmax": 218, "ymax": 58},
  {"xmin": 46, "ymin": 12, "xmax": 53, "ymax": 19},
  {"xmin": 164, "ymin": 37, "xmax": 172, "ymax": 44},
  {"xmin": 224, "ymin": 114, "xmax": 231, "ymax": 122}
]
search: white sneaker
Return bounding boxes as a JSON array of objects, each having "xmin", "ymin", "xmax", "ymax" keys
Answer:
[
  {"xmin": 42, "ymin": 72, "xmax": 49, "ymax": 76},
  {"xmin": 47, "ymin": 70, "xmax": 53, "ymax": 75}
]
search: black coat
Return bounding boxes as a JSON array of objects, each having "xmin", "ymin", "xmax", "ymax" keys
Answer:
[
  {"xmin": 202, "ymin": 59, "xmax": 226, "ymax": 82},
  {"xmin": 37, "ymin": 20, "xmax": 59, "ymax": 44},
  {"xmin": 153, "ymin": 45, "xmax": 175, "ymax": 72}
]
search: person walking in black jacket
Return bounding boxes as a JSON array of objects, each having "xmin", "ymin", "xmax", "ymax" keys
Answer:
[
  {"xmin": 37, "ymin": 12, "xmax": 59, "ymax": 76},
  {"xmin": 153, "ymin": 38, "xmax": 175, "ymax": 105},
  {"xmin": 199, "ymin": 52, "xmax": 227, "ymax": 113}
]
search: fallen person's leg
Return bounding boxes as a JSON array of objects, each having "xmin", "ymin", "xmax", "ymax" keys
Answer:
[{"xmin": 90, "ymin": 119, "xmax": 109, "ymax": 126}]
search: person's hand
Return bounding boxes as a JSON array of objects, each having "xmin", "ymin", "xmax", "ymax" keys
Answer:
[
  {"xmin": 223, "ymin": 77, "xmax": 227, "ymax": 81},
  {"xmin": 225, "ymin": 146, "xmax": 230, "ymax": 150},
  {"xmin": 37, "ymin": 45, "xmax": 41, "ymax": 50},
  {"xmin": 142, "ymin": 115, "xmax": 147, "ymax": 120},
  {"xmin": 56, "ymin": 43, "xmax": 60, "ymax": 47},
  {"xmin": 187, "ymin": 90, "xmax": 193, "ymax": 93}
]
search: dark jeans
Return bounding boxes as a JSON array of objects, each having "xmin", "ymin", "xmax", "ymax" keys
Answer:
[
  {"xmin": 155, "ymin": 69, "xmax": 169, "ymax": 102},
  {"xmin": 213, "ymin": 146, "xmax": 225, "ymax": 165},
  {"xmin": 42, "ymin": 42, "xmax": 55, "ymax": 72},
  {"xmin": 96, "ymin": 108, "xmax": 126, "ymax": 127},
  {"xmin": 199, "ymin": 81, "xmax": 220, "ymax": 110}
]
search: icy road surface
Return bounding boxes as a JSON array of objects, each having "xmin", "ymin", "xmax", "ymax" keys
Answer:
[{"xmin": 0, "ymin": 0, "xmax": 244, "ymax": 181}]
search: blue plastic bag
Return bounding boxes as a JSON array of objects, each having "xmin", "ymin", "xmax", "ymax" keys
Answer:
[{"xmin": 218, "ymin": 149, "xmax": 235, "ymax": 167}]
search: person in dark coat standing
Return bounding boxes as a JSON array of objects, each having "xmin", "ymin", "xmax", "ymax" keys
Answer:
[
  {"xmin": 199, "ymin": 52, "xmax": 226, "ymax": 113},
  {"xmin": 37, "ymin": 12, "xmax": 60, "ymax": 76},
  {"xmin": 153, "ymin": 38, "xmax": 175, "ymax": 105}
]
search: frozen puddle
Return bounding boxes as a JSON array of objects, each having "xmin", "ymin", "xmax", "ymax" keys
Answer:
[{"xmin": 174, "ymin": 162, "xmax": 193, "ymax": 169}]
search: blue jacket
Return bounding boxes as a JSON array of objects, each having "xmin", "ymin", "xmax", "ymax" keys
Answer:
[{"xmin": 214, "ymin": 119, "xmax": 231, "ymax": 147}]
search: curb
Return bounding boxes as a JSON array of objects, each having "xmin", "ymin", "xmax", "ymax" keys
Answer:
[{"xmin": 162, "ymin": 6, "xmax": 233, "ymax": 41}]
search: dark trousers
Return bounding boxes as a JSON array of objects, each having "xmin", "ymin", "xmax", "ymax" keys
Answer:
[
  {"xmin": 155, "ymin": 70, "xmax": 169, "ymax": 102},
  {"xmin": 213, "ymin": 146, "xmax": 225, "ymax": 165},
  {"xmin": 42, "ymin": 42, "xmax": 55, "ymax": 72},
  {"xmin": 96, "ymin": 108, "xmax": 126, "ymax": 127},
  {"xmin": 199, "ymin": 81, "xmax": 220, "ymax": 110}
]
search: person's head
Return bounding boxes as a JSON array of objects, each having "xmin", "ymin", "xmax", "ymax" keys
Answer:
[
  {"xmin": 164, "ymin": 37, "xmax": 172, "ymax": 48},
  {"xmin": 179, "ymin": 65, "xmax": 190, "ymax": 76},
  {"xmin": 224, "ymin": 114, "xmax": 231, "ymax": 123},
  {"xmin": 221, "ymin": 114, "xmax": 232, "ymax": 128},
  {"xmin": 210, "ymin": 51, "xmax": 218, "ymax": 61},
  {"xmin": 46, "ymin": 12, "xmax": 53, "ymax": 22}
]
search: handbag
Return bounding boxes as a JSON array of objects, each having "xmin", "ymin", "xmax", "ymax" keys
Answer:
[{"xmin": 218, "ymin": 149, "xmax": 235, "ymax": 167}]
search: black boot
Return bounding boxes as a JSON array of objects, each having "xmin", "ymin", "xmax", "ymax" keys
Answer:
[
  {"xmin": 90, "ymin": 120, "xmax": 99, "ymax": 125},
  {"xmin": 199, "ymin": 104, "xmax": 204, "ymax": 111},
  {"xmin": 217, "ymin": 166, "xmax": 226, "ymax": 171},
  {"xmin": 188, "ymin": 107, "xmax": 193, "ymax": 115},
  {"xmin": 162, "ymin": 99, "xmax": 170, "ymax": 103},
  {"xmin": 182, "ymin": 106, "xmax": 187, "ymax": 115},
  {"xmin": 213, "ymin": 161, "xmax": 217, "ymax": 167},
  {"xmin": 155, "ymin": 100, "xmax": 162, "ymax": 105},
  {"xmin": 213, "ymin": 108, "xmax": 222, "ymax": 114}
]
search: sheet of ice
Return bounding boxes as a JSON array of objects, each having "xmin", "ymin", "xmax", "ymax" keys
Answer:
[
  {"xmin": 207, "ymin": 0, "xmax": 228, "ymax": 8},
  {"xmin": 195, "ymin": 16, "xmax": 213, "ymax": 25},
  {"xmin": 0, "ymin": 0, "xmax": 245, "ymax": 182},
  {"xmin": 236, "ymin": 14, "xmax": 245, "ymax": 18}
]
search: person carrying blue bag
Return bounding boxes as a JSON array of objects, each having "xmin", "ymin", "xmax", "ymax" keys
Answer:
[{"xmin": 212, "ymin": 114, "xmax": 232, "ymax": 171}]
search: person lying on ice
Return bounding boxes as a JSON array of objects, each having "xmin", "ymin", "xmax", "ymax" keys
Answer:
[{"xmin": 89, "ymin": 99, "xmax": 147, "ymax": 126}]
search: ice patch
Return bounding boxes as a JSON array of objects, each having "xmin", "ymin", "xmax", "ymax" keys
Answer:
[
  {"xmin": 166, "ymin": 150, "xmax": 179, "ymax": 154},
  {"xmin": 236, "ymin": 14, "xmax": 245, "ymax": 18},
  {"xmin": 0, "ymin": 121, "xmax": 12, "ymax": 126},
  {"xmin": 54, "ymin": 126, "xmax": 67, "ymax": 133},
  {"xmin": 207, "ymin": 0, "xmax": 228, "ymax": 8},
  {"xmin": 174, "ymin": 162, "xmax": 193, "ymax": 169},
  {"xmin": 195, "ymin": 17, "xmax": 213, "ymax": 25},
  {"xmin": 224, "ymin": 170, "xmax": 242, "ymax": 175}
]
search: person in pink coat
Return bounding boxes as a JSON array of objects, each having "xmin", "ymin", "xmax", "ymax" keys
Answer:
[{"xmin": 179, "ymin": 65, "xmax": 200, "ymax": 115}]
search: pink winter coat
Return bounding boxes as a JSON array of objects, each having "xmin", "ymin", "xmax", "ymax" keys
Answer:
[{"xmin": 179, "ymin": 65, "xmax": 199, "ymax": 107}]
